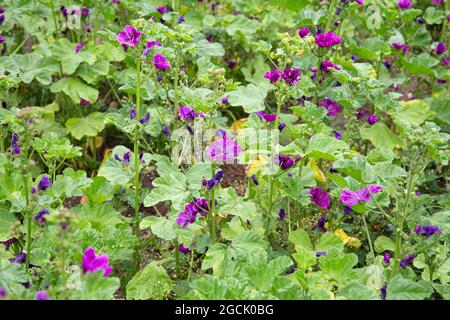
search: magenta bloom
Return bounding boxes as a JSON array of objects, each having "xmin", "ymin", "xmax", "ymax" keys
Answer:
[
  {"xmin": 0, "ymin": 35, "xmax": 5, "ymax": 44},
  {"xmin": 143, "ymin": 40, "xmax": 161, "ymax": 55},
  {"xmin": 320, "ymin": 60, "xmax": 340, "ymax": 73},
  {"xmin": 340, "ymin": 184, "xmax": 382, "ymax": 207},
  {"xmin": 435, "ymin": 42, "xmax": 446, "ymax": 55},
  {"xmin": 397, "ymin": 0, "xmax": 412, "ymax": 8},
  {"xmin": 82, "ymin": 247, "xmax": 113, "ymax": 276},
  {"xmin": 315, "ymin": 32, "xmax": 343, "ymax": 48},
  {"xmin": 35, "ymin": 291, "xmax": 50, "ymax": 300},
  {"xmin": 367, "ymin": 114, "xmax": 378, "ymax": 125},
  {"xmin": 355, "ymin": 0, "xmax": 364, "ymax": 5},
  {"xmin": 255, "ymin": 111, "xmax": 277, "ymax": 123},
  {"xmin": 264, "ymin": 69, "xmax": 282, "ymax": 83},
  {"xmin": 432, "ymin": 0, "xmax": 443, "ymax": 4},
  {"xmin": 178, "ymin": 106, "xmax": 198, "ymax": 121},
  {"xmin": 310, "ymin": 188, "xmax": 331, "ymax": 209},
  {"xmin": 383, "ymin": 253, "xmax": 391, "ymax": 265},
  {"xmin": 391, "ymin": 43, "xmax": 410, "ymax": 54},
  {"xmin": 178, "ymin": 243, "xmax": 191, "ymax": 254},
  {"xmin": 319, "ymin": 98, "xmax": 341, "ymax": 117},
  {"xmin": 156, "ymin": 5, "xmax": 167, "ymax": 14},
  {"xmin": 333, "ymin": 130, "xmax": 342, "ymax": 140},
  {"xmin": 297, "ymin": 28, "xmax": 310, "ymax": 38},
  {"xmin": 275, "ymin": 155, "xmax": 300, "ymax": 170},
  {"xmin": 221, "ymin": 96, "xmax": 228, "ymax": 104},
  {"xmin": 153, "ymin": 53, "xmax": 171, "ymax": 69},
  {"xmin": 282, "ymin": 68, "xmax": 301, "ymax": 85},
  {"xmin": 37, "ymin": 176, "xmax": 51, "ymax": 191},
  {"xmin": 74, "ymin": 43, "xmax": 85, "ymax": 53},
  {"xmin": 116, "ymin": 25, "xmax": 142, "ymax": 47},
  {"xmin": 442, "ymin": 57, "xmax": 450, "ymax": 67},
  {"xmin": 206, "ymin": 130, "xmax": 241, "ymax": 162}
]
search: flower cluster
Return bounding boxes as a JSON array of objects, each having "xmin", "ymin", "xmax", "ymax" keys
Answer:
[
  {"xmin": 310, "ymin": 188, "xmax": 331, "ymax": 209},
  {"xmin": 82, "ymin": 247, "xmax": 113, "ymax": 276},
  {"xmin": 114, "ymin": 151, "xmax": 132, "ymax": 165},
  {"xmin": 400, "ymin": 254, "xmax": 415, "ymax": 268},
  {"xmin": 339, "ymin": 184, "xmax": 382, "ymax": 207},
  {"xmin": 275, "ymin": 154, "xmax": 301, "ymax": 170},
  {"xmin": 206, "ymin": 130, "xmax": 241, "ymax": 162},
  {"xmin": 320, "ymin": 60, "xmax": 340, "ymax": 73},
  {"xmin": 203, "ymin": 170, "xmax": 224, "ymax": 190},
  {"xmin": 129, "ymin": 107, "xmax": 150, "ymax": 124},
  {"xmin": 11, "ymin": 133, "xmax": 20, "ymax": 155},
  {"xmin": 116, "ymin": 25, "xmax": 142, "ymax": 47},
  {"xmin": 391, "ymin": 43, "xmax": 410, "ymax": 54},
  {"xmin": 413, "ymin": 225, "xmax": 441, "ymax": 237},
  {"xmin": 34, "ymin": 208, "xmax": 50, "ymax": 223},
  {"xmin": 319, "ymin": 98, "xmax": 341, "ymax": 117},
  {"xmin": 176, "ymin": 198, "xmax": 210, "ymax": 228},
  {"xmin": 178, "ymin": 106, "xmax": 201, "ymax": 121},
  {"xmin": 315, "ymin": 32, "xmax": 343, "ymax": 48},
  {"xmin": 264, "ymin": 68, "xmax": 301, "ymax": 85}
]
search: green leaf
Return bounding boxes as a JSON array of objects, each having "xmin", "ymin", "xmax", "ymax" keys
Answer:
[
  {"xmin": 51, "ymin": 78, "xmax": 99, "ymax": 104},
  {"xmin": 293, "ymin": 247, "xmax": 316, "ymax": 271},
  {"xmin": 424, "ymin": 7, "xmax": 445, "ymax": 24},
  {"xmin": 270, "ymin": 0, "xmax": 310, "ymax": 11},
  {"xmin": 0, "ymin": 208, "xmax": 16, "ymax": 242},
  {"xmin": 82, "ymin": 176, "xmax": 117, "ymax": 205},
  {"xmin": 51, "ymin": 38, "xmax": 97, "ymax": 75},
  {"xmin": 386, "ymin": 275, "xmax": 433, "ymax": 300},
  {"xmin": 228, "ymin": 84, "xmax": 268, "ymax": 113},
  {"xmin": 140, "ymin": 216, "xmax": 177, "ymax": 241},
  {"xmin": 319, "ymin": 249, "xmax": 358, "ymax": 283},
  {"xmin": 337, "ymin": 283, "xmax": 378, "ymax": 300},
  {"xmin": 360, "ymin": 123, "xmax": 406, "ymax": 150},
  {"xmin": 77, "ymin": 272, "xmax": 120, "ymax": 300},
  {"xmin": 65, "ymin": 112, "xmax": 105, "ymax": 140},
  {"xmin": 218, "ymin": 188, "xmax": 258, "ymax": 221},
  {"xmin": 32, "ymin": 132, "xmax": 82, "ymax": 160},
  {"xmin": 289, "ymin": 229, "xmax": 313, "ymax": 251},
  {"xmin": 306, "ymin": 134, "xmax": 348, "ymax": 160},
  {"xmin": 391, "ymin": 100, "xmax": 435, "ymax": 126},
  {"xmin": 374, "ymin": 236, "xmax": 396, "ymax": 253},
  {"xmin": 316, "ymin": 233, "xmax": 344, "ymax": 253},
  {"xmin": 197, "ymin": 39, "xmax": 225, "ymax": 57},
  {"xmin": 126, "ymin": 263, "xmax": 173, "ymax": 300}
]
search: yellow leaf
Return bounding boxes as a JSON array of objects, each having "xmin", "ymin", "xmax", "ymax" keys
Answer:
[
  {"xmin": 246, "ymin": 154, "xmax": 268, "ymax": 176},
  {"xmin": 335, "ymin": 229, "xmax": 361, "ymax": 248},
  {"xmin": 231, "ymin": 118, "xmax": 247, "ymax": 132},
  {"xmin": 308, "ymin": 158, "xmax": 327, "ymax": 183}
]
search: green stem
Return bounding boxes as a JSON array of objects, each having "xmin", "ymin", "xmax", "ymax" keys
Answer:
[
  {"xmin": 265, "ymin": 176, "xmax": 274, "ymax": 241},
  {"xmin": 174, "ymin": 239, "xmax": 180, "ymax": 277},
  {"xmin": 187, "ymin": 250, "xmax": 195, "ymax": 281},
  {"xmin": 23, "ymin": 172, "xmax": 31, "ymax": 273},
  {"xmin": 173, "ymin": 56, "xmax": 180, "ymax": 116},
  {"xmin": 133, "ymin": 56, "xmax": 142, "ymax": 270},
  {"xmin": 50, "ymin": 0, "xmax": 59, "ymax": 33},
  {"xmin": 210, "ymin": 184, "xmax": 216, "ymax": 243},
  {"xmin": 362, "ymin": 213, "xmax": 375, "ymax": 263}
]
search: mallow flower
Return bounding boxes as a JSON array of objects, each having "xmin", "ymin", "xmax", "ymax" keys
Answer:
[
  {"xmin": 153, "ymin": 53, "xmax": 171, "ymax": 69},
  {"xmin": 339, "ymin": 184, "xmax": 382, "ymax": 207},
  {"xmin": 255, "ymin": 111, "xmax": 277, "ymax": 123},
  {"xmin": 143, "ymin": 40, "xmax": 161, "ymax": 56},
  {"xmin": 319, "ymin": 98, "xmax": 341, "ymax": 117},
  {"xmin": 315, "ymin": 31, "xmax": 343, "ymax": 47},
  {"xmin": 397, "ymin": 0, "xmax": 412, "ymax": 9},
  {"xmin": 297, "ymin": 28, "xmax": 310, "ymax": 38},
  {"xmin": 282, "ymin": 68, "xmax": 301, "ymax": 85},
  {"xmin": 206, "ymin": 130, "xmax": 241, "ymax": 162},
  {"xmin": 178, "ymin": 106, "xmax": 198, "ymax": 121},
  {"xmin": 413, "ymin": 225, "xmax": 441, "ymax": 237},
  {"xmin": 116, "ymin": 25, "xmax": 142, "ymax": 47},
  {"xmin": 264, "ymin": 69, "xmax": 282, "ymax": 83},
  {"xmin": 37, "ymin": 176, "xmax": 51, "ymax": 191},
  {"xmin": 35, "ymin": 291, "xmax": 50, "ymax": 300},
  {"xmin": 435, "ymin": 42, "xmax": 446, "ymax": 55},
  {"xmin": 310, "ymin": 188, "xmax": 331, "ymax": 209},
  {"xmin": 82, "ymin": 247, "xmax": 113, "ymax": 276}
]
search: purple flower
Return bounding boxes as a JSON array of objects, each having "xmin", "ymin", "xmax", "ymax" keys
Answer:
[
  {"xmin": 333, "ymin": 130, "xmax": 342, "ymax": 140},
  {"xmin": 315, "ymin": 32, "xmax": 343, "ymax": 48},
  {"xmin": 442, "ymin": 57, "xmax": 450, "ymax": 67},
  {"xmin": 310, "ymin": 188, "xmax": 331, "ymax": 209},
  {"xmin": 82, "ymin": 247, "xmax": 113, "ymax": 276},
  {"xmin": 432, "ymin": 0, "xmax": 444, "ymax": 4},
  {"xmin": 123, "ymin": 151, "xmax": 131, "ymax": 165},
  {"xmin": 435, "ymin": 42, "xmax": 446, "ymax": 55},
  {"xmin": 143, "ymin": 40, "xmax": 161, "ymax": 55},
  {"xmin": 11, "ymin": 133, "xmax": 21, "ymax": 155},
  {"xmin": 178, "ymin": 243, "xmax": 191, "ymax": 254},
  {"xmin": 35, "ymin": 208, "xmax": 50, "ymax": 222},
  {"xmin": 298, "ymin": 28, "xmax": 310, "ymax": 38},
  {"xmin": 130, "ymin": 107, "xmax": 137, "ymax": 119},
  {"xmin": 178, "ymin": 16, "xmax": 185, "ymax": 23},
  {"xmin": 0, "ymin": 287, "xmax": 7, "ymax": 299},
  {"xmin": 413, "ymin": 225, "xmax": 441, "ymax": 237},
  {"xmin": 81, "ymin": 7, "xmax": 90, "ymax": 17},
  {"xmin": 156, "ymin": 5, "xmax": 167, "ymax": 14},
  {"xmin": 1, "ymin": 237, "xmax": 17, "ymax": 250},
  {"xmin": 80, "ymin": 98, "xmax": 91, "ymax": 106},
  {"xmin": 356, "ymin": 108, "xmax": 366, "ymax": 119},
  {"xmin": 206, "ymin": 131, "xmax": 241, "ymax": 162},
  {"xmin": 320, "ymin": 60, "xmax": 340, "ymax": 73},
  {"xmin": 153, "ymin": 53, "xmax": 171, "ymax": 69},
  {"xmin": 275, "ymin": 155, "xmax": 300, "ymax": 170},
  {"xmin": 319, "ymin": 98, "xmax": 341, "ymax": 117},
  {"xmin": 278, "ymin": 123, "xmax": 286, "ymax": 132},
  {"xmin": 313, "ymin": 216, "xmax": 328, "ymax": 232},
  {"xmin": 139, "ymin": 112, "xmax": 150, "ymax": 124},
  {"xmin": 116, "ymin": 25, "xmax": 142, "ymax": 47},
  {"xmin": 206, "ymin": 170, "xmax": 224, "ymax": 190},
  {"xmin": 316, "ymin": 251, "xmax": 328, "ymax": 257},
  {"xmin": 255, "ymin": 111, "xmax": 277, "ymax": 123},
  {"xmin": 251, "ymin": 174, "xmax": 259, "ymax": 186},
  {"xmin": 383, "ymin": 252, "xmax": 391, "ymax": 265},
  {"xmin": 0, "ymin": 15, "xmax": 4, "ymax": 25},
  {"xmin": 37, "ymin": 176, "xmax": 51, "ymax": 191},
  {"xmin": 354, "ymin": 0, "xmax": 364, "ymax": 5},
  {"xmin": 178, "ymin": 106, "xmax": 198, "ymax": 121},
  {"xmin": 0, "ymin": 7, "xmax": 4, "ymax": 14},
  {"xmin": 282, "ymin": 68, "xmax": 301, "ymax": 85},
  {"xmin": 400, "ymin": 254, "xmax": 415, "ymax": 268},
  {"xmin": 343, "ymin": 205, "xmax": 353, "ymax": 215},
  {"xmin": 35, "ymin": 291, "xmax": 50, "ymax": 300},
  {"xmin": 339, "ymin": 185, "xmax": 382, "ymax": 207},
  {"xmin": 367, "ymin": 114, "xmax": 378, "ymax": 125},
  {"xmin": 221, "ymin": 96, "xmax": 228, "ymax": 104},
  {"xmin": 10, "ymin": 252, "xmax": 26, "ymax": 264},
  {"xmin": 279, "ymin": 208, "xmax": 286, "ymax": 220},
  {"xmin": 227, "ymin": 60, "xmax": 236, "ymax": 69},
  {"xmin": 391, "ymin": 43, "xmax": 410, "ymax": 54},
  {"xmin": 74, "ymin": 43, "xmax": 85, "ymax": 54},
  {"xmin": 264, "ymin": 69, "xmax": 282, "ymax": 83},
  {"xmin": 162, "ymin": 126, "xmax": 170, "ymax": 137},
  {"xmin": 176, "ymin": 202, "xmax": 199, "ymax": 228},
  {"xmin": 397, "ymin": 0, "xmax": 412, "ymax": 9},
  {"xmin": 0, "ymin": 35, "xmax": 4, "ymax": 44},
  {"xmin": 194, "ymin": 197, "xmax": 210, "ymax": 215},
  {"xmin": 380, "ymin": 285, "xmax": 387, "ymax": 300}
]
